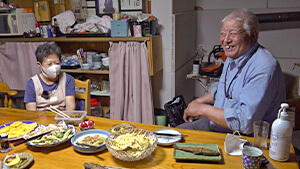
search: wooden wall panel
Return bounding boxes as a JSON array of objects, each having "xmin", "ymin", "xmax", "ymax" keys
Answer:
[{"xmin": 7, "ymin": 0, "xmax": 34, "ymax": 8}]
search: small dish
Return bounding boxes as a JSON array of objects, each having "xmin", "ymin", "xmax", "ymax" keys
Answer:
[
  {"xmin": 79, "ymin": 120, "xmax": 95, "ymax": 131},
  {"xmin": 71, "ymin": 129, "xmax": 110, "ymax": 154},
  {"xmin": 153, "ymin": 128, "xmax": 182, "ymax": 146},
  {"xmin": 3, "ymin": 152, "xmax": 34, "ymax": 169},
  {"xmin": 2, "ymin": 164, "xmax": 9, "ymax": 169},
  {"xmin": 173, "ymin": 143, "xmax": 222, "ymax": 161}
]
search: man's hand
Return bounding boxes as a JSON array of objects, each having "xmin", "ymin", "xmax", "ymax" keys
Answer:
[{"xmin": 183, "ymin": 100, "xmax": 207, "ymax": 122}]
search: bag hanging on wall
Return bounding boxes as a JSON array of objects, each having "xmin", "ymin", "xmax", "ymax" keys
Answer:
[{"xmin": 164, "ymin": 95, "xmax": 187, "ymax": 127}]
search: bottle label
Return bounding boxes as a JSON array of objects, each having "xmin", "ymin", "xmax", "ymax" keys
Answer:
[
  {"xmin": 269, "ymin": 132, "xmax": 292, "ymax": 161},
  {"xmin": 193, "ymin": 64, "xmax": 199, "ymax": 74}
]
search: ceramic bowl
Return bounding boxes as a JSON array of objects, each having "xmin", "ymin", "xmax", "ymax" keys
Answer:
[{"xmin": 79, "ymin": 121, "xmax": 95, "ymax": 131}]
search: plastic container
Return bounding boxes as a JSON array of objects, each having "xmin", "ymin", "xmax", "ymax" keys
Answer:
[
  {"xmin": 90, "ymin": 98, "xmax": 103, "ymax": 117},
  {"xmin": 269, "ymin": 103, "xmax": 293, "ymax": 161},
  {"xmin": 54, "ymin": 111, "xmax": 87, "ymax": 125}
]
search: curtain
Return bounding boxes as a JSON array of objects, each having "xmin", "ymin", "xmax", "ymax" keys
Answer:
[
  {"xmin": 109, "ymin": 41, "xmax": 154, "ymax": 124},
  {"xmin": 0, "ymin": 42, "xmax": 43, "ymax": 90}
]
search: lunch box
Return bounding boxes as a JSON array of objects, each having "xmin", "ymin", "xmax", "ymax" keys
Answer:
[{"xmin": 54, "ymin": 111, "xmax": 87, "ymax": 125}]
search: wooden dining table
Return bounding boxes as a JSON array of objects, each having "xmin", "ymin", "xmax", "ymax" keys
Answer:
[{"xmin": 0, "ymin": 108, "xmax": 298, "ymax": 169}]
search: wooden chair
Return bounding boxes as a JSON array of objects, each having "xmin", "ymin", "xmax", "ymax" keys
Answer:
[
  {"xmin": 74, "ymin": 79, "xmax": 91, "ymax": 115},
  {"xmin": 0, "ymin": 82, "xmax": 18, "ymax": 108}
]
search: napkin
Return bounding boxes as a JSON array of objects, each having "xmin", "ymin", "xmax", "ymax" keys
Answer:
[{"xmin": 224, "ymin": 131, "xmax": 247, "ymax": 156}]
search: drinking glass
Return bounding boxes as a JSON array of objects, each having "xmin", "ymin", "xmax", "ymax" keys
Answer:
[{"xmin": 253, "ymin": 120, "xmax": 270, "ymax": 149}]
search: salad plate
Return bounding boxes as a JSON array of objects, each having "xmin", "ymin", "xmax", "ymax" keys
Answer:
[
  {"xmin": 26, "ymin": 124, "xmax": 76, "ymax": 147},
  {"xmin": 3, "ymin": 152, "xmax": 34, "ymax": 169},
  {"xmin": 0, "ymin": 121, "xmax": 39, "ymax": 141},
  {"xmin": 153, "ymin": 128, "xmax": 182, "ymax": 146},
  {"xmin": 71, "ymin": 129, "xmax": 110, "ymax": 153}
]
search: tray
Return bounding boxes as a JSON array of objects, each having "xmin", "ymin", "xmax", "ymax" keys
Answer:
[{"xmin": 174, "ymin": 143, "xmax": 222, "ymax": 161}]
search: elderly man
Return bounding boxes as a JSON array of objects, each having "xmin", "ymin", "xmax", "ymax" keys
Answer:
[{"xmin": 177, "ymin": 9, "xmax": 286, "ymax": 135}]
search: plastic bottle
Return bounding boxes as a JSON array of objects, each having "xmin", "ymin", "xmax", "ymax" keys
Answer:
[
  {"xmin": 192, "ymin": 60, "xmax": 200, "ymax": 74},
  {"xmin": 269, "ymin": 103, "xmax": 293, "ymax": 161},
  {"xmin": 53, "ymin": 18, "xmax": 60, "ymax": 37},
  {"xmin": 35, "ymin": 23, "xmax": 41, "ymax": 37}
]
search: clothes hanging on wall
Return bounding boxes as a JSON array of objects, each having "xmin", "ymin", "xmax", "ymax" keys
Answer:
[{"xmin": 109, "ymin": 41, "xmax": 154, "ymax": 124}]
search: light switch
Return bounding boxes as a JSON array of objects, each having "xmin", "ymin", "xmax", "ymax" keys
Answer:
[{"xmin": 54, "ymin": 0, "xmax": 58, "ymax": 4}]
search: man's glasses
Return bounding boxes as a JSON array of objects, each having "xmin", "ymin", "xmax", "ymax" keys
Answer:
[{"xmin": 220, "ymin": 29, "xmax": 246, "ymax": 39}]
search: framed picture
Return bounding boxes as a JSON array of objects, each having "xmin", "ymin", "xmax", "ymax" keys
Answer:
[
  {"xmin": 118, "ymin": 0, "xmax": 146, "ymax": 13},
  {"xmin": 96, "ymin": 0, "xmax": 119, "ymax": 16}
]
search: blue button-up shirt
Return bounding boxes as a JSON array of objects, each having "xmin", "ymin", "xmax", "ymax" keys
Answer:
[{"xmin": 210, "ymin": 42, "xmax": 286, "ymax": 135}]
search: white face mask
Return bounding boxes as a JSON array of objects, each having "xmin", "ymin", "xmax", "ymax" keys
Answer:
[{"xmin": 41, "ymin": 64, "xmax": 61, "ymax": 79}]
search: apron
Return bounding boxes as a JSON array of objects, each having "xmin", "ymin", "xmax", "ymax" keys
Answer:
[{"xmin": 31, "ymin": 72, "xmax": 66, "ymax": 111}]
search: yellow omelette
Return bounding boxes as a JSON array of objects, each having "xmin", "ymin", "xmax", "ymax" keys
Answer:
[{"xmin": 0, "ymin": 121, "xmax": 38, "ymax": 139}]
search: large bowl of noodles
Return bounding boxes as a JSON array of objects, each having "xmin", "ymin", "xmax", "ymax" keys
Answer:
[{"xmin": 105, "ymin": 128, "xmax": 157, "ymax": 161}]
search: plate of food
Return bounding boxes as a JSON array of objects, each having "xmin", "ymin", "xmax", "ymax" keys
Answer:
[
  {"xmin": 26, "ymin": 123, "xmax": 76, "ymax": 147},
  {"xmin": 109, "ymin": 123, "xmax": 136, "ymax": 134},
  {"xmin": 2, "ymin": 152, "xmax": 34, "ymax": 169},
  {"xmin": 0, "ymin": 121, "xmax": 39, "ymax": 141},
  {"xmin": 71, "ymin": 129, "xmax": 110, "ymax": 154},
  {"xmin": 173, "ymin": 143, "xmax": 221, "ymax": 161},
  {"xmin": 153, "ymin": 128, "xmax": 183, "ymax": 146}
]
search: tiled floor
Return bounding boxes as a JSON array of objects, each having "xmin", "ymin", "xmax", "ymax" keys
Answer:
[{"xmin": 292, "ymin": 130, "xmax": 300, "ymax": 168}]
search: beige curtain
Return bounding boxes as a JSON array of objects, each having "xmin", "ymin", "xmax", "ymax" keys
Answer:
[
  {"xmin": 109, "ymin": 41, "xmax": 154, "ymax": 124},
  {"xmin": 0, "ymin": 42, "xmax": 43, "ymax": 90}
]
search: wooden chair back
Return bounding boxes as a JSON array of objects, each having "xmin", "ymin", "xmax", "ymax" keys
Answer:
[
  {"xmin": 0, "ymin": 82, "xmax": 18, "ymax": 108},
  {"xmin": 74, "ymin": 79, "xmax": 91, "ymax": 115}
]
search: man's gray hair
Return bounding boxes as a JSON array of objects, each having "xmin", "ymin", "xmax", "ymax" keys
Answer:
[{"xmin": 222, "ymin": 9, "xmax": 259, "ymax": 38}]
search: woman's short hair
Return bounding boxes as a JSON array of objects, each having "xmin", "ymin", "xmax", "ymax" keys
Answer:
[
  {"xmin": 222, "ymin": 9, "xmax": 259, "ymax": 39},
  {"xmin": 35, "ymin": 42, "xmax": 62, "ymax": 63}
]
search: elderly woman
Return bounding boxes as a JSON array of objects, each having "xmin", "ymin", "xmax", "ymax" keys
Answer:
[{"xmin": 24, "ymin": 42, "xmax": 75, "ymax": 111}]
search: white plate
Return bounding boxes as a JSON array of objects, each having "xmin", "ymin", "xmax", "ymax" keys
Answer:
[
  {"xmin": 71, "ymin": 129, "xmax": 110, "ymax": 154},
  {"xmin": 0, "ymin": 121, "xmax": 39, "ymax": 141},
  {"xmin": 153, "ymin": 128, "xmax": 182, "ymax": 146},
  {"xmin": 26, "ymin": 124, "xmax": 76, "ymax": 147}
]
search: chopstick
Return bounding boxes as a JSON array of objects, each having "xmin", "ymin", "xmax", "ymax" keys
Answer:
[
  {"xmin": 153, "ymin": 132, "xmax": 188, "ymax": 138},
  {"xmin": 47, "ymin": 106, "xmax": 70, "ymax": 119}
]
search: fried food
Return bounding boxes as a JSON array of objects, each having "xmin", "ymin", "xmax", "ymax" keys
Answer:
[
  {"xmin": 0, "ymin": 121, "xmax": 38, "ymax": 139},
  {"xmin": 174, "ymin": 145, "xmax": 220, "ymax": 156}
]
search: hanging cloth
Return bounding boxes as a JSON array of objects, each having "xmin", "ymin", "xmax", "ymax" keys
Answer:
[{"xmin": 109, "ymin": 41, "xmax": 154, "ymax": 124}]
